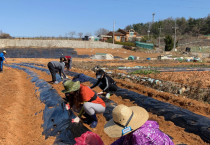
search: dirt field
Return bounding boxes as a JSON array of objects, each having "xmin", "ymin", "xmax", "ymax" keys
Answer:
[
  {"xmin": 1, "ymin": 48, "xmax": 210, "ymax": 145},
  {"xmin": 0, "ymin": 67, "xmax": 55, "ymax": 145}
]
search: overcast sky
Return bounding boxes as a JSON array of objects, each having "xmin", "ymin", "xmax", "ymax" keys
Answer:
[{"xmin": 0, "ymin": 0, "xmax": 209, "ymax": 37}]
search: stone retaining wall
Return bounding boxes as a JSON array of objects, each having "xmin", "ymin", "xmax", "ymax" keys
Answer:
[{"xmin": 0, "ymin": 39, "xmax": 123, "ymax": 49}]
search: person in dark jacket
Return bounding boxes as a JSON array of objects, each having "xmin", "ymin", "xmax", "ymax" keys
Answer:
[
  {"xmin": 0, "ymin": 50, "xmax": 7, "ymax": 72},
  {"xmin": 90, "ymin": 69, "xmax": 118, "ymax": 98},
  {"xmin": 47, "ymin": 60, "xmax": 68, "ymax": 84},
  {"xmin": 60, "ymin": 56, "xmax": 72, "ymax": 70}
]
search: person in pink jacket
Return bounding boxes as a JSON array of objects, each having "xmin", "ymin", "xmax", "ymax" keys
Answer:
[{"xmin": 104, "ymin": 104, "xmax": 174, "ymax": 145}]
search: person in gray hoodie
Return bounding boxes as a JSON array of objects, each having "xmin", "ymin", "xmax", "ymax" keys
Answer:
[{"xmin": 47, "ymin": 60, "xmax": 67, "ymax": 84}]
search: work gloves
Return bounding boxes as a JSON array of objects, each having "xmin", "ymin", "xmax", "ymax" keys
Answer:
[
  {"xmin": 61, "ymin": 76, "xmax": 68, "ymax": 80},
  {"xmin": 72, "ymin": 116, "xmax": 80, "ymax": 123},
  {"xmin": 65, "ymin": 104, "xmax": 70, "ymax": 110}
]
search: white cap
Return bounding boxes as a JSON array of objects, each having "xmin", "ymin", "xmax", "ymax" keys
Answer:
[{"xmin": 2, "ymin": 50, "xmax": 6, "ymax": 54}]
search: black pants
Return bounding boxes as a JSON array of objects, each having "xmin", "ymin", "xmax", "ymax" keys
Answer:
[
  {"xmin": 99, "ymin": 83, "xmax": 118, "ymax": 93},
  {"xmin": 65, "ymin": 59, "xmax": 71, "ymax": 70},
  {"xmin": 48, "ymin": 62, "xmax": 56, "ymax": 82}
]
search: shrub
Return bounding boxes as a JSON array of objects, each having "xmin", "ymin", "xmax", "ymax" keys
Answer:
[
  {"xmin": 164, "ymin": 35, "xmax": 174, "ymax": 51},
  {"xmin": 115, "ymin": 41, "xmax": 135, "ymax": 47},
  {"xmin": 140, "ymin": 36, "xmax": 148, "ymax": 43},
  {"xmin": 0, "ymin": 33, "xmax": 12, "ymax": 39},
  {"xmin": 107, "ymin": 38, "xmax": 135, "ymax": 47}
]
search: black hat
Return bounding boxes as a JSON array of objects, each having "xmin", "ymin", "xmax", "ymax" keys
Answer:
[
  {"xmin": 60, "ymin": 56, "xmax": 66, "ymax": 62},
  {"xmin": 96, "ymin": 69, "xmax": 105, "ymax": 79}
]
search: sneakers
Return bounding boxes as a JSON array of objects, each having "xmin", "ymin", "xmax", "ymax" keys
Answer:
[
  {"xmin": 90, "ymin": 120, "xmax": 98, "ymax": 128},
  {"xmin": 90, "ymin": 114, "xmax": 98, "ymax": 128},
  {"xmin": 53, "ymin": 81, "xmax": 59, "ymax": 84}
]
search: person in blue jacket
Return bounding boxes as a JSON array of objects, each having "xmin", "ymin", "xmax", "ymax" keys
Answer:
[{"xmin": 0, "ymin": 50, "xmax": 7, "ymax": 72}]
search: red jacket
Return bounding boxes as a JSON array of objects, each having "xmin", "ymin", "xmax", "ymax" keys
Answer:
[{"xmin": 79, "ymin": 84, "xmax": 105, "ymax": 107}]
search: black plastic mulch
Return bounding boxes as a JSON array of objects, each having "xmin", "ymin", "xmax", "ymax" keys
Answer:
[{"xmin": 2, "ymin": 48, "xmax": 89, "ymax": 58}]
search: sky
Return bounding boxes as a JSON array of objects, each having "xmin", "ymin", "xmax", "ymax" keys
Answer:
[{"xmin": 0, "ymin": 0, "xmax": 209, "ymax": 37}]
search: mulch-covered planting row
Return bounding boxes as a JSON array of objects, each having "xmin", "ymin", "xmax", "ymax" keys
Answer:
[{"xmin": 18, "ymin": 63, "xmax": 209, "ymax": 145}]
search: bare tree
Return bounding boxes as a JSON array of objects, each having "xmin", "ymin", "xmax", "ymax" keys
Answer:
[
  {"xmin": 85, "ymin": 32, "xmax": 92, "ymax": 36},
  {"xmin": 0, "ymin": 33, "xmax": 12, "ymax": 38},
  {"xmin": 95, "ymin": 28, "xmax": 109, "ymax": 36},
  {"xmin": 78, "ymin": 32, "xmax": 83, "ymax": 38},
  {"xmin": 69, "ymin": 31, "xmax": 76, "ymax": 38}
]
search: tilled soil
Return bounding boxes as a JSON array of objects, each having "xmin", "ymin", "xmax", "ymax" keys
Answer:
[
  {"xmin": 16, "ymin": 60, "xmax": 209, "ymax": 145},
  {"xmin": 2, "ymin": 57, "xmax": 210, "ymax": 145},
  {"xmin": 70, "ymin": 60, "xmax": 210, "ymax": 89},
  {"xmin": 145, "ymin": 71, "xmax": 210, "ymax": 88},
  {"xmin": 74, "ymin": 48, "xmax": 161, "ymax": 59},
  {"xmin": 0, "ymin": 67, "xmax": 55, "ymax": 145}
]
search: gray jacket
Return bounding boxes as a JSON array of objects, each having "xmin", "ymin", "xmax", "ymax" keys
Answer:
[{"xmin": 50, "ymin": 61, "xmax": 66, "ymax": 78}]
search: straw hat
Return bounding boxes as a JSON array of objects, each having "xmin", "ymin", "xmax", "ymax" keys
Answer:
[
  {"xmin": 62, "ymin": 80, "xmax": 80, "ymax": 93},
  {"xmin": 104, "ymin": 104, "xmax": 149, "ymax": 138}
]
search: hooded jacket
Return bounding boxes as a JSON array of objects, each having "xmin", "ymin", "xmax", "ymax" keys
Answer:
[{"xmin": 90, "ymin": 69, "xmax": 118, "ymax": 93}]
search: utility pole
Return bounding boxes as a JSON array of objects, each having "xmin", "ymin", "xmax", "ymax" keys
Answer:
[
  {"xmin": 152, "ymin": 13, "xmax": 155, "ymax": 23},
  {"xmin": 148, "ymin": 13, "xmax": 155, "ymax": 42},
  {"xmin": 158, "ymin": 26, "xmax": 163, "ymax": 48},
  {"xmin": 113, "ymin": 20, "xmax": 115, "ymax": 44},
  {"xmin": 147, "ymin": 30, "xmax": 150, "ymax": 40},
  {"xmin": 172, "ymin": 19, "xmax": 178, "ymax": 50}
]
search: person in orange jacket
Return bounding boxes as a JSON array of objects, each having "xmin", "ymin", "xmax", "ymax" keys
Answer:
[{"xmin": 62, "ymin": 80, "xmax": 106, "ymax": 128}]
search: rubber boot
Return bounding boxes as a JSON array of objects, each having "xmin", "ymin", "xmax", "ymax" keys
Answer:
[{"xmin": 90, "ymin": 114, "xmax": 98, "ymax": 128}]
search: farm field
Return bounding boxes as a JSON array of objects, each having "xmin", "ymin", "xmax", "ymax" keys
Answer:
[{"xmin": 1, "ymin": 48, "xmax": 210, "ymax": 145}]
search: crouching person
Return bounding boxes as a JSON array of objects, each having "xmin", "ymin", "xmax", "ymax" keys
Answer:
[
  {"xmin": 91, "ymin": 68, "xmax": 118, "ymax": 99},
  {"xmin": 104, "ymin": 104, "xmax": 174, "ymax": 145},
  {"xmin": 62, "ymin": 80, "xmax": 106, "ymax": 128}
]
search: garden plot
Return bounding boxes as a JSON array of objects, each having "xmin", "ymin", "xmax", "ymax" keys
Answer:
[
  {"xmin": 15, "ymin": 62, "xmax": 210, "ymax": 144},
  {"xmin": 2, "ymin": 46, "xmax": 210, "ymax": 145}
]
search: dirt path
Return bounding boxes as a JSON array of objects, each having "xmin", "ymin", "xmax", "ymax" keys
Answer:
[
  {"xmin": 21, "ymin": 65, "xmax": 209, "ymax": 145},
  {"xmin": 0, "ymin": 67, "xmax": 54, "ymax": 145}
]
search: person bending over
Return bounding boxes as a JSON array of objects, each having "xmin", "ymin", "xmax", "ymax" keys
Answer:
[
  {"xmin": 47, "ymin": 60, "xmax": 67, "ymax": 84},
  {"xmin": 60, "ymin": 56, "xmax": 72, "ymax": 70},
  {"xmin": 62, "ymin": 80, "xmax": 106, "ymax": 128},
  {"xmin": 90, "ymin": 69, "xmax": 118, "ymax": 99},
  {"xmin": 0, "ymin": 50, "xmax": 7, "ymax": 72}
]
